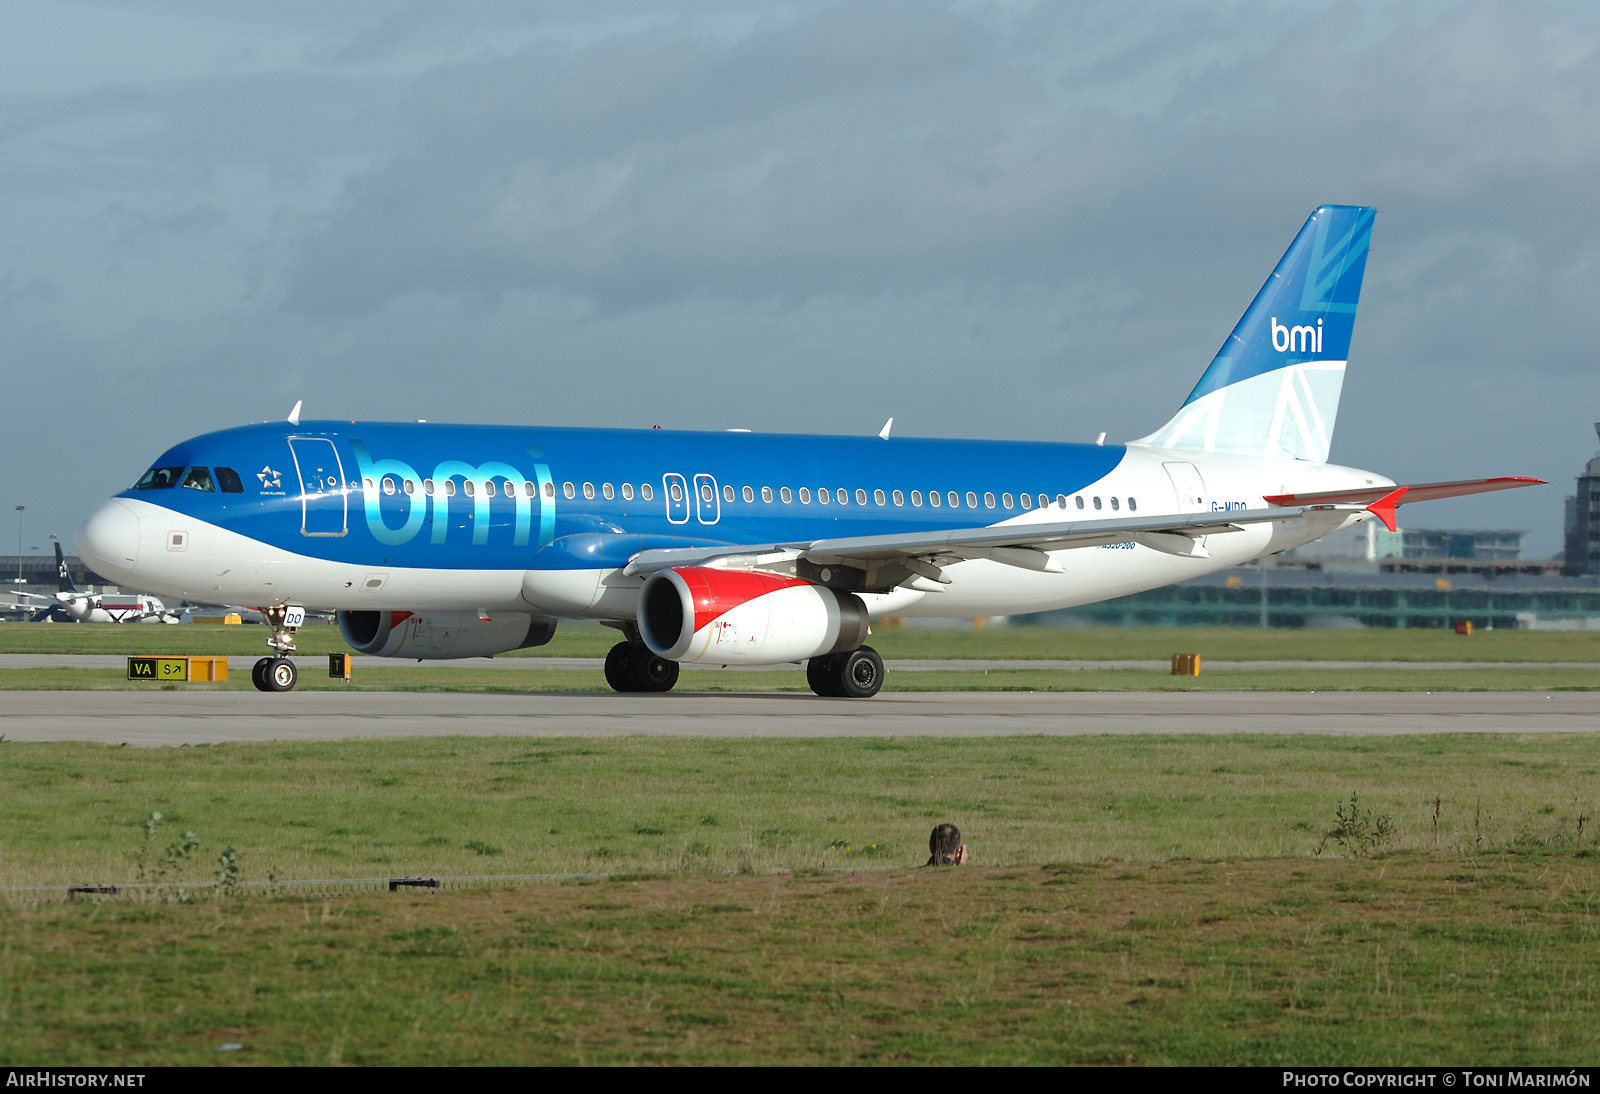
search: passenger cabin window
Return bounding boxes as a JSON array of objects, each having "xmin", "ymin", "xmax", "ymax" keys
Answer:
[
  {"xmin": 799, "ymin": 487, "xmax": 811, "ymax": 504},
  {"xmin": 525, "ymin": 481, "xmax": 537, "ymax": 498},
  {"xmin": 950, "ymin": 492, "xmax": 961, "ymax": 508},
  {"xmin": 445, "ymin": 480, "xmax": 457, "ymax": 497},
  {"xmin": 1040, "ymin": 494, "xmax": 1051, "ymax": 509},
  {"xmin": 701, "ymin": 484, "xmax": 714, "ymax": 503},
  {"xmin": 761, "ymin": 486, "xmax": 772, "ymax": 502},
  {"xmin": 1111, "ymin": 497, "xmax": 1120, "ymax": 510},
  {"xmin": 669, "ymin": 483, "xmax": 682, "ymax": 502},
  {"xmin": 1021, "ymin": 493, "xmax": 1032, "ymax": 509},
  {"xmin": 1001, "ymin": 493, "xmax": 1013, "ymax": 509},
  {"xmin": 544, "ymin": 481, "xmax": 555, "ymax": 498},
  {"xmin": 781, "ymin": 487, "xmax": 793, "ymax": 503},
  {"xmin": 563, "ymin": 482, "xmax": 575, "ymax": 499},
  {"xmin": 875, "ymin": 489, "xmax": 886, "ymax": 505},
  {"xmin": 215, "ymin": 467, "xmax": 244, "ymax": 494},
  {"xmin": 1128, "ymin": 497, "xmax": 1138, "ymax": 511},
  {"xmin": 858, "ymin": 489, "xmax": 869, "ymax": 505},
  {"xmin": 182, "ymin": 467, "xmax": 216, "ymax": 492},
  {"xmin": 911, "ymin": 490, "xmax": 922, "ymax": 507},
  {"xmin": 622, "ymin": 483, "xmax": 634, "ymax": 501},
  {"xmin": 603, "ymin": 483, "xmax": 615, "ymax": 500},
  {"xmin": 983, "ymin": 492, "xmax": 995, "ymax": 509},
  {"xmin": 929, "ymin": 491, "xmax": 940, "ymax": 507},
  {"xmin": 1093, "ymin": 496, "xmax": 1102, "ymax": 510},
  {"xmin": 464, "ymin": 480, "xmax": 476, "ymax": 497},
  {"xmin": 484, "ymin": 480, "xmax": 496, "ymax": 498},
  {"xmin": 641, "ymin": 484, "xmax": 654, "ymax": 501},
  {"xmin": 1074, "ymin": 495, "xmax": 1084, "ymax": 509},
  {"xmin": 404, "ymin": 479, "xmax": 416, "ymax": 495},
  {"xmin": 424, "ymin": 479, "xmax": 435, "ymax": 496},
  {"xmin": 892, "ymin": 490, "xmax": 904, "ymax": 506},
  {"xmin": 724, "ymin": 485, "xmax": 736, "ymax": 503},
  {"xmin": 818, "ymin": 488, "xmax": 830, "ymax": 504},
  {"xmin": 583, "ymin": 482, "xmax": 595, "ymax": 499},
  {"xmin": 743, "ymin": 486, "xmax": 754, "ymax": 502},
  {"xmin": 136, "ymin": 466, "xmax": 184, "ymax": 490},
  {"xmin": 381, "ymin": 477, "xmax": 396, "ymax": 496}
]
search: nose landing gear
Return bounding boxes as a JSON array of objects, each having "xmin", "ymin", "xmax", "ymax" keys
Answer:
[{"xmin": 251, "ymin": 604, "xmax": 306, "ymax": 693}]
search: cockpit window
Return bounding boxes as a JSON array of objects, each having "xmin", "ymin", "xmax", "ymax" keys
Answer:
[
  {"xmin": 134, "ymin": 466, "xmax": 184, "ymax": 490},
  {"xmin": 215, "ymin": 467, "xmax": 244, "ymax": 494},
  {"xmin": 181, "ymin": 467, "xmax": 216, "ymax": 492}
]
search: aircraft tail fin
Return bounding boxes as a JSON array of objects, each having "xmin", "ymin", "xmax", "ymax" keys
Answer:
[
  {"xmin": 54, "ymin": 543, "xmax": 76, "ymax": 593},
  {"xmin": 1137, "ymin": 204, "xmax": 1375, "ymax": 462}
]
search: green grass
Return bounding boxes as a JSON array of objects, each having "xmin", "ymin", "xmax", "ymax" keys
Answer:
[
  {"xmin": 1, "ymin": 665, "xmax": 1597, "ymax": 692},
  {"xmin": 5, "ymin": 857, "xmax": 1600, "ymax": 1065},
  {"xmin": 3, "ymin": 734, "xmax": 1597, "ymax": 887},
  {"xmin": 5, "ymin": 621, "xmax": 1600, "ymax": 661},
  {"xmin": 4, "ymin": 732, "xmax": 1600, "ymax": 1064}
]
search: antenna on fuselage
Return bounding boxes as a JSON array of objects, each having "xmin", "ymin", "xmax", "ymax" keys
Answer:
[
  {"xmin": 287, "ymin": 400, "xmax": 302, "ymax": 426},
  {"xmin": 1095, "ymin": 432, "xmax": 1106, "ymax": 446},
  {"xmin": 879, "ymin": 417, "xmax": 894, "ymax": 440}
]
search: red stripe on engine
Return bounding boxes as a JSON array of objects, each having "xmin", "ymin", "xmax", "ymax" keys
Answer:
[{"xmin": 675, "ymin": 568, "xmax": 809, "ymax": 635}]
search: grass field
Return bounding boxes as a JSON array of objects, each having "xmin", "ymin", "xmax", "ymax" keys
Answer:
[
  {"xmin": 5, "ymin": 856, "xmax": 1600, "ymax": 1065},
  {"xmin": 3, "ymin": 735, "xmax": 1595, "ymax": 888},
  {"xmin": 4, "ymin": 621, "xmax": 1600, "ymax": 662},
  {"xmin": 3, "ymin": 734, "xmax": 1600, "ymax": 1064}
]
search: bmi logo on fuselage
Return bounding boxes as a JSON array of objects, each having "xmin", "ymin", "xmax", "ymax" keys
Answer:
[{"xmin": 1271, "ymin": 317, "xmax": 1323, "ymax": 354}]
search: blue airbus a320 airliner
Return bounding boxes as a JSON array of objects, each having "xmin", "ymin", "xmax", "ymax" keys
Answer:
[{"xmin": 75, "ymin": 206, "xmax": 1541, "ymax": 696}]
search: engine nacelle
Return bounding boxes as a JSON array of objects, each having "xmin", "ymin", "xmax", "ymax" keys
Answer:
[
  {"xmin": 638, "ymin": 567, "xmax": 870, "ymax": 665},
  {"xmin": 337, "ymin": 610, "xmax": 557, "ymax": 659}
]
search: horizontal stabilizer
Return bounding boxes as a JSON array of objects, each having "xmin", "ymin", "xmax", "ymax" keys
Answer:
[{"xmin": 1263, "ymin": 477, "xmax": 1544, "ymax": 508}]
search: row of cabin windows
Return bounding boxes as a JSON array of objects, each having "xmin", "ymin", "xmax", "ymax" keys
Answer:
[
  {"xmin": 135, "ymin": 466, "xmax": 245, "ymax": 494},
  {"xmin": 368, "ymin": 475, "xmax": 1135, "ymax": 514}
]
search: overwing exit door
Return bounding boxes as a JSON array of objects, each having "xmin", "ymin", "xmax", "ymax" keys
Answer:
[{"xmin": 288, "ymin": 436, "xmax": 348, "ymax": 537}]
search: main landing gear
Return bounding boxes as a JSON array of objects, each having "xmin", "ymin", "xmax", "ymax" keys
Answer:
[
  {"xmin": 251, "ymin": 603, "xmax": 306, "ymax": 693},
  {"xmin": 807, "ymin": 646, "xmax": 884, "ymax": 698},
  {"xmin": 604, "ymin": 641, "xmax": 681, "ymax": 693}
]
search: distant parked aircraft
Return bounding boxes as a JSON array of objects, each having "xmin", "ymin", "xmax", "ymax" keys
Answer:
[{"xmin": 1, "ymin": 543, "xmax": 179, "ymax": 623}]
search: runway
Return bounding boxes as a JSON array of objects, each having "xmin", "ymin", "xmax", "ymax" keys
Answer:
[
  {"xmin": 1, "ymin": 690, "xmax": 1594, "ymax": 746},
  {"xmin": 2, "ymin": 655, "xmax": 1595, "ymax": 673}
]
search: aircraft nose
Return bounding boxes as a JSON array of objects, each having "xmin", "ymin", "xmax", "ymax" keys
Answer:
[{"xmin": 75, "ymin": 499, "xmax": 141, "ymax": 584}]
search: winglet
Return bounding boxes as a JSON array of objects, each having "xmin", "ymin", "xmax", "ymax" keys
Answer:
[
  {"xmin": 1366, "ymin": 486, "xmax": 1408, "ymax": 532},
  {"xmin": 287, "ymin": 399, "xmax": 302, "ymax": 426},
  {"xmin": 879, "ymin": 417, "xmax": 893, "ymax": 440}
]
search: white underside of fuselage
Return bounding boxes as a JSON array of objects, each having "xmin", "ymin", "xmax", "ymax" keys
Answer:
[{"xmin": 81, "ymin": 445, "xmax": 1387, "ymax": 650}]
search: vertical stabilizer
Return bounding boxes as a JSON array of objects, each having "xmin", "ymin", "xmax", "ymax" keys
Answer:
[
  {"xmin": 1138, "ymin": 205, "xmax": 1374, "ymax": 462},
  {"xmin": 54, "ymin": 542, "xmax": 76, "ymax": 593}
]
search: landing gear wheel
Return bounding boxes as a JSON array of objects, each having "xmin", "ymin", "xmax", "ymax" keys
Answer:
[
  {"xmin": 833, "ymin": 646, "xmax": 883, "ymax": 699},
  {"xmin": 807, "ymin": 654, "xmax": 842, "ymax": 697},
  {"xmin": 251, "ymin": 657, "xmax": 274, "ymax": 692},
  {"xmin": 604, "ymin": 642, "xmax": 636, "ymax": 692},
  {"xmin": 264, "ymin": 657, "xmax": 298, "ymax": 693},
  {"xmin": 628, "ymin": 651, "xmax": 679, "ymax": 693}
]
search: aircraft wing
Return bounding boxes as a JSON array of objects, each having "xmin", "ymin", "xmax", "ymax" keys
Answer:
[
  {"xmin": 623, "ymin": 502, "xmax": 1359, "ymax": 579},
  {"xmin": 1263, "ymin": 477, "xmax": 1544, "ymax": 507}
]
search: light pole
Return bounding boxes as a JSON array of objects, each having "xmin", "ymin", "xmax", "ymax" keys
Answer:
[{"xmin": 13, "ymin": 506, "xmax": 22, "ymax": 585}]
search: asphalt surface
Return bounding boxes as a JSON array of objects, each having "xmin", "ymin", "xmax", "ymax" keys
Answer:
[
  {"xmin": 2, "ymin": 655, "xmax": 1597, "ymax": 673},
  {"xmin": 1, "ymin": 690, "xmax": 1594, "ymax": 746}
]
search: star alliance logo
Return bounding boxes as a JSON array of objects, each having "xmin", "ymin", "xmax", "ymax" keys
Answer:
[{"xmin": 257, "ymin": 466, "xmax": 282, "ymax": 489}]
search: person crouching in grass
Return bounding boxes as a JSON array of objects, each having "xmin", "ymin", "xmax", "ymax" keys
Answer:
[{"xmin": 927, "ymin": 823, "xmax": 968, "ymax": 866}]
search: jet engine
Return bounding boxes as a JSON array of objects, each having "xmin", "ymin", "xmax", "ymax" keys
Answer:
[
  {"xmin": 337, "ymin": 610, "xmax": 557, "ymax": 659},
  {"xmin": 638, "ymin": 567, "xmax": 870, "ymax": 665}
]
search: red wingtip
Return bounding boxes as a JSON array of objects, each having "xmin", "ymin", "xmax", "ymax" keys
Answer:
[{"xmin": 1366, "ymin": 486, "xmax": 1408, "ymax": 532}]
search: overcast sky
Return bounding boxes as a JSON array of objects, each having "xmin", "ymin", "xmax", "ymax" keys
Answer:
[{"xmin": 3, "ymin": 0, "xmax": 1598, "ymax": 557}]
